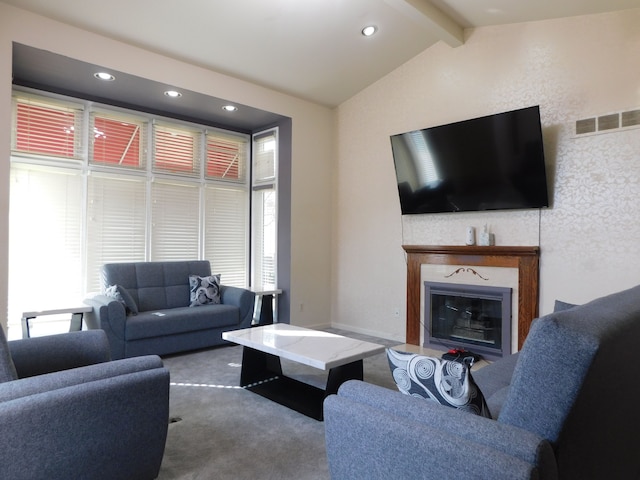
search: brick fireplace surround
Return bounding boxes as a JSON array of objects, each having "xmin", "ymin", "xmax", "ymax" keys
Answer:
[{"xmin": 403, "ymin": 245, "xmax": 540, "ymax": 350}]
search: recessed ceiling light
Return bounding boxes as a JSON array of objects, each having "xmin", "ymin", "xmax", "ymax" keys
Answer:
[
  {"xmin": 94, "ymin": 72, "xmax": 115, "ymax": 81},
  {"xmin": 222, "ymin": 105, "xmax": 238, "ymax": 112},
  {"xmin": 164, "ymin": 90, "xmax": 182, "ymax": 98},
  {"xmin": 361, "ymin": 25, "xmax": 377, "ymax": 37}
]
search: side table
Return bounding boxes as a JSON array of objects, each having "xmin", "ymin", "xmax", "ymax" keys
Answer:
[
  {"xmin": 249, "ymin": 285, "xmax": 282, "ymax": 326},
  {"xmin": 21, "ymin": 306, "xmax": 93, "ymax": 339}
]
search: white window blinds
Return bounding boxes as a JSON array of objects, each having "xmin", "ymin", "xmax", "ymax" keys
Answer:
[
  {"xmin": 90, "ymin": 112, "xmax": 147, "ymax": 169},
  {"xmin": 153, "ymin": 124, "xmax": 201, "ymax": 176},
  {"xmin": 252, "ymin": 188, "xmax": 277, "ymax": 286},
  {"xmin": 253, "ymin": 130, "xmax": 277, "ymax": 184},
  {"xmin": 151, "ymin": 180, "xmax": 200, "ymax": 261},
  {"xmin": 206, "ymin": 131, "xmax": 247, "ymax": 181},
  {"xmin": 86, "ymin": 174, "xmax": 147, "ymax": 293},
  {"xmin": 204, "ymin": 185, "xmax": 248, "ymax": 286},
  {"xmin": 8, "ymin": 164, "xmax": 84, "ymax": 322},
  {"xmin": 12, "ymin": 95, "xmax": 84, "ymax": 160},
  {"xmin": 252, "ymin": 128, "xmax": 278, "ymax": 287}
]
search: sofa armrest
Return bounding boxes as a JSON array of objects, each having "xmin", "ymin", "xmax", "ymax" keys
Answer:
[
  {"xmin": 0, "ymin": 363, "xmax": 169, "ymax": 480},
  {"xmin": 84, "ymin": 294, "xmax": 128, "ymax": 359},
  {"xmin": 220, "ymin": 285, "xmax": 255, "ymax": 328},
  {"xmin": 0, "ymin": 355, "xmax": 165, "ymax": 403},
  {"xmin": 9, "ymin": 330, "xmax": 111, "ymax": 378},
  {"xmin": 324, "ymin": 381, "xmax": 557, "ymax": 480}
]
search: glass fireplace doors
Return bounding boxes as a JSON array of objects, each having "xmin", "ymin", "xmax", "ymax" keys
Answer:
[{"xmin": 424, "ymin": 281, "xmax": 512, "ymax": 359}]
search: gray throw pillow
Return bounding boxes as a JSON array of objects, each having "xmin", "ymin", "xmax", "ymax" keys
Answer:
[
  {"xmin": 0, "ymin": 326, "xmax": 18, "ymax": 382},
  {"xmin": 105, "ymin": 284, "xmax": 138, "ymax": 315},
  {"xmin": 387, "ymin": 348, "xmax": 491, "ymax": 418},
  {"xmin": 189, "ymin": 274, "xmax": 221, "ymax": 307},
  {"xmin": 554, "ymin": 300, "xmax": 578, "ymax": 312}
]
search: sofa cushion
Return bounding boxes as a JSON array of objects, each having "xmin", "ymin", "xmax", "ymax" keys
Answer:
[
  {"xmin": 105, "ymin": 284, "xmax": 138, "ymax": 315},
  {"xmin": 125, "ymin": 304, "xmax": 240, "ymax": 340},
  {"xmin": 189, "ymin": 274, "xmax": 221, "ymax": 307},
  {"xmin": 473, "ymin": 352, "xmax": 520, "ymax": 394},
  {"xmin": 0, "ymin": 327, "xmax": 18, "ymax": 382},
  {"xmin": 387, "ymin": 349, "xmax": 491, "ymax": 418},
  {"xmin": 472, "ymin": 351, "xmax": 519, "ymax": 419}
]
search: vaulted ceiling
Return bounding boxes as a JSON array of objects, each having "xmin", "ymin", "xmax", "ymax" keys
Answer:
[{"xmin": 6, "ymin": 0, "xmax": 640, "ymax": 129}]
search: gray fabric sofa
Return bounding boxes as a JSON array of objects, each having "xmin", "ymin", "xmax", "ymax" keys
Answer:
[
  {"xmin": 84, "ymin": 260, "xmax": 255, "ymax": 359},
  {"xmin": 324, "ymin": 284, "xmax": 640, "ymax": 479},
  {"xmin": 0, "ymin": 328, "xmax": 169, "ymax": 480}
]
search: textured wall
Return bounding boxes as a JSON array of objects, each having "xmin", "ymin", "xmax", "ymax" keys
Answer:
[{"xmin": 332, "ymin": 9, "xmax": 640, "ymax": 341}]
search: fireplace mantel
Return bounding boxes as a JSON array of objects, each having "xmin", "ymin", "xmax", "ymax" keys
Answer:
[{"xmin": 402, "ymin": 245, "xmax": 540, "ymax": 349}]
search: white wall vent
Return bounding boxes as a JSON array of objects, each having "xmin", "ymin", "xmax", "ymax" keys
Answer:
[{"xmin": 575, "ymin": 108, "xmax": 640, "ymax": 137}]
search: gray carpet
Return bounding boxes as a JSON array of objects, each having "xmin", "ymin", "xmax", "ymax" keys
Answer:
[{"xmin": 157, "ymin": 328, "xmax": 399, "ymax": 480}]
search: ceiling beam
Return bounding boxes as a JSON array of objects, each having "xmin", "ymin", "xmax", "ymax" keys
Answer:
[{"xmin": 384, "ymin": 0, "xmax": 464, "ymax": 47}]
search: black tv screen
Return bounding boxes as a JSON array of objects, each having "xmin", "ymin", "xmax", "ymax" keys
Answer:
[{"xmin": 390, "ymin": 106, "xmax": 549, "ymax": 214}]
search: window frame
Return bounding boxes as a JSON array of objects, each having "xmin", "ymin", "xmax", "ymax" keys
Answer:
[
  {"xmin": 251, "ymin": 127, "xmax": 279, "ymax": 289},
  {"xmin": 8, "ymin": 88, "xmax": 258, "ymax": 337}
]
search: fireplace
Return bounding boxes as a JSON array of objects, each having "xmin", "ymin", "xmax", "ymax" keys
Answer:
[
  {"xmin": 424, "ymin": 281, "xmax": 512, "ymax": 359},
  {"xmin": 403, "ymin": 245, "xmax": 540, "ymax": 351}
]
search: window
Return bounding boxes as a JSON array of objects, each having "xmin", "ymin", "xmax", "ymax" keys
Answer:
[
  {"xmin": 9, "ymin": 164, "xmax": 84, "ymax": 314},
  {"xmin": 206, "ymin": 131, "xmax": 246, "ymax": 180},
  {"xmin": 153, "ymin": 124, "xmax": 201, "ymax": 175},
  {"xmin": 8, "ymin": 90, "xmax": 256, "ymax": 336},
  {"xmin": 150, "ymin": 180, "xmax": 200, "ymax": 260},
  {"xmin": 252, "ymin": 128, "xmax": 278, "ymax": 287},
  {"xmin": 90, "ymin": 111, "xmax": 146, "ymax": 169},
  {"xmin": 12, "ymin": 95, "xmax": 83, "ymax": 160},
  {"xmin": 86, "ymin": 174, "xmax": 147, "ymax": 293},
  {"xmin": 204, "ymin": 185, "xmax": 248, "ymax": 286}
]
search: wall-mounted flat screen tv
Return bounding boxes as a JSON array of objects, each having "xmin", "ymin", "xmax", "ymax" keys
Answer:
[{"xmin": 390, "ymin": 106, "xmax": 549, "ymax": 214}]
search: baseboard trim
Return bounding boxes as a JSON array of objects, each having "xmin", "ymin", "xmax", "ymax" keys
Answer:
[
  {"xmin": 329, "ymin": 321, "xmax": 404, "ymax": 343},
  {"xmin": 291, "ymin": 321, "xmax": 332, "ymax": 331},
  {"xmin": 286, "ymin": 320, "xmax": 404, "ymax": 344}
]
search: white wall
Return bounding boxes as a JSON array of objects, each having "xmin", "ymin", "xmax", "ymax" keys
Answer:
[
  {"xmin": 332, "ymin": 9, "xmax": 640, "ymax": 342},
  {"xmin": 0, "ymin": 3, "xmax": 335, "ymax": 332}
]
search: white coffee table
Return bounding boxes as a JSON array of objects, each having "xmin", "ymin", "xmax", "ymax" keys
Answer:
[{"xmin": 222, "ymin": 324, "xmax": 385, "ymax": 420}]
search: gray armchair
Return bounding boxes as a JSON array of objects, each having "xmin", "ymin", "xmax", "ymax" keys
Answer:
[
  {"xmin": 324, "ymin": 284, "xmax": 640, "ymax": 479},
  {"xmin": 0, "ymin": 327, "xmax": 169, "ymax": 480}
]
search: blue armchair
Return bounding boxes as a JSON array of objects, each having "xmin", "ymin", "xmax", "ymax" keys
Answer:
[
  {"xmin": 0, "ymin": 327, "xmax": 169, "ymax": 480},
  {"xmin": 324, "ymin": 285, "xmax": 640, "ymax": 479}
]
